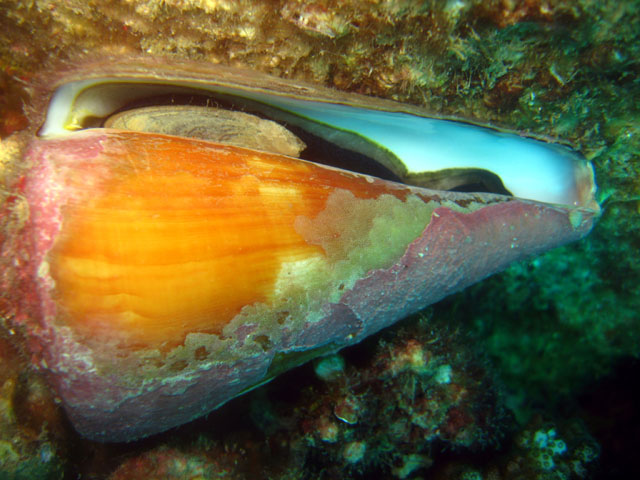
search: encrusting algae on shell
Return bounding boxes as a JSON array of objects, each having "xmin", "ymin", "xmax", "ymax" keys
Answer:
[{"xmin": 2, "ymin": 56, "xmax": 599, "ymax": 441}]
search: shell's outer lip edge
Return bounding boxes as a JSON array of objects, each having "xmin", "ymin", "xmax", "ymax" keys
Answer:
[
  {"xmin": 38, "ymin": 56, "xmax": 577, "ymax": 146},
  {"xmin": 39, "ymin": 67, "xmax": 579, "ymax": 142}
]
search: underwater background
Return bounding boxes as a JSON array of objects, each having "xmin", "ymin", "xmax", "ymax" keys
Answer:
[{"xmin": 0, "ymin": 0, "xmax": 638, "ymax": 478}]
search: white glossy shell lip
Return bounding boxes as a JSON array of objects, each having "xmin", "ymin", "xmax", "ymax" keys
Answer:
[{"xmin": 38, "ymin": 75, "xmax": 599, "ymax": 212}]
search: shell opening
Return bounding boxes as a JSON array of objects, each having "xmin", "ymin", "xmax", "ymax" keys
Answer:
[{"xmin": 38, "ymin": 77, "xmax": 599, "ymax": 210}]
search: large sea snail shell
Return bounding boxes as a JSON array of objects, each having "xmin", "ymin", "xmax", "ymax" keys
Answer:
[{"xmin": 14, "ymin": 57, "xmax": 599, "ymax": 441}]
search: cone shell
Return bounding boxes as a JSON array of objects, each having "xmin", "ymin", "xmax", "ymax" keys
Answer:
[{"xmin": 8, "ymin": 55, "xmax": 600, "ymax": 442}]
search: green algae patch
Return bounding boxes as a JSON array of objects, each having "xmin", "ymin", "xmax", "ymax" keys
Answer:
[{"xmin": 295, "ymin": 189, "xmax": 435, "ymax": 275}]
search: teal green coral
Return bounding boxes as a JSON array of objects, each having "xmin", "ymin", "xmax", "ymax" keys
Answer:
[
  {"xmin": 427, "ymin": 0, "xmax": 640, "ymax": 423},
  {"xmin": 455, "ymin": 237, "xmax": 640, "ymax": 421}
]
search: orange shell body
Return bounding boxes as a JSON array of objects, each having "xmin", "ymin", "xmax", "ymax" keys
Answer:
[{"xmin": 36, "ymin": 130, "xmax": 413, "ymax": 348}]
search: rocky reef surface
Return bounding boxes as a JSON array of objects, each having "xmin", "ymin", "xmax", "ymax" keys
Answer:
[{"xmin": 1, "ymin": 0, "xmax": 638, "ymax": 478}]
